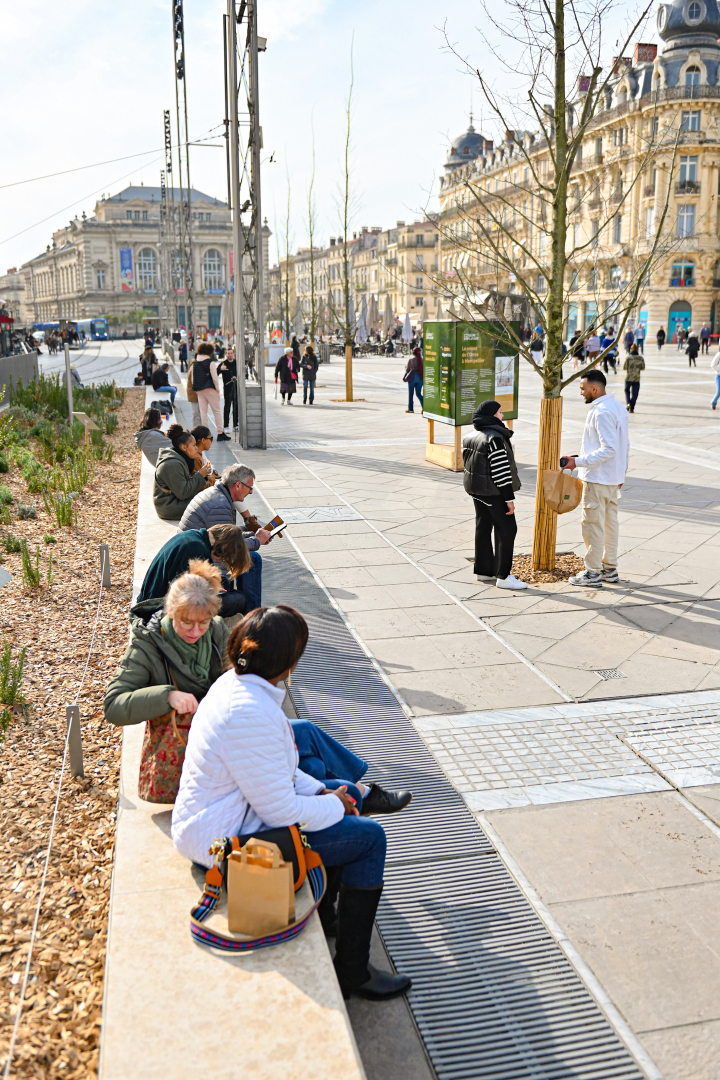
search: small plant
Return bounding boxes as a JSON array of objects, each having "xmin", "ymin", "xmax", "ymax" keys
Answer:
[
  {"xmin": 3, "ymin": 534, "xmax": 21, "ymax": 554},
  {"xmin": 20, "ymin": 540, "xmax": 41, "ymax": 588},
  {"xmin": 0, "ymin": 506, "xmax": 11, "ymax": 526},
  {"xmin": 17, "ymin": 504, "xmax": 37, "ymax": 520},
  {"xmin": 43, "ymin": 534, "xmax": 56, "ymax": 544},
  {"xmin": 42, "ymin": 490, "xmax": 76, "ymax": 528},
  {"xmin": 0, "ymin": 486, "xmax": 13, "ymax": 505},
  {"xmin": 0, "ymin": 708, "xmax": 10, "ymax": 741},
  {"xmin": 104, "ymin": 443, "xmax": 114, "ymax": 463},
  {"xmin": 0, "ymin": 454, "xmax": 8, "ymax": 473},
  {"xmin": 0, "ymin": 640, "xmax": 26, "ymax": 705},
  {"xmin": 47, "ymin": 552, "xmax": 54, "ymax": 586}
]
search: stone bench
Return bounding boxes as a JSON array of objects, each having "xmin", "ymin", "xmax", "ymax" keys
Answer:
[{"xmin": 99, "ymin": 389, "xmax": 365, "ymax": 1080}]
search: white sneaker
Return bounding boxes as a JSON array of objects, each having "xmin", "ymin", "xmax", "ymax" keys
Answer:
[{"xmin": 496, "ymin": 574, "xmax": 528, "ymax": 591}]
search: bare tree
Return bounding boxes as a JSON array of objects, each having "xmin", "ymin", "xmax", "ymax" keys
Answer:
[{"xmin": 428, "ymin": 0, "xmax": 683, "ymax": 569}]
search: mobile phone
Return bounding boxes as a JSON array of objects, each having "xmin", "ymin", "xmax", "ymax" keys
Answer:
[{"xmin": 263, "ymin": 514, "xmax": 285, "ymax": 539}]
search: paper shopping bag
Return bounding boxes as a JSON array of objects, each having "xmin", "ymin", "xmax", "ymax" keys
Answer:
[
  {"xmin": 543, "ymin": 469, "xmax": 583, "ymax": 514},
  {"xmin": 227, "ymin": 837, "xmax": 295, "ymax": 935}
]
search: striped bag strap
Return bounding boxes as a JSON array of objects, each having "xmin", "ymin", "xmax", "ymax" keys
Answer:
[{"xmin": 189, "ymin": 828, "xmax": 327, "ymax": 953}]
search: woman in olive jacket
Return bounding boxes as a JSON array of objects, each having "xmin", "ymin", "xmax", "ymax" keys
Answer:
[{"xmin": 153, "ymin": 425, "xmax": 212, "ymax": 521}]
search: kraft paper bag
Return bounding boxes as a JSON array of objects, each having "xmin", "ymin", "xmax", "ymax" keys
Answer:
[
  {"xmin": 543, "ymin": 469, "xmax": 583, "ymax": 514},
  {"xmin": 227, "ymin": 837, "xmax": 294, "ymax": 936}
]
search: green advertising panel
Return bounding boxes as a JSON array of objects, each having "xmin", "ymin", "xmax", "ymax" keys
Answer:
[{"xmin": 423, "ymin": 321, "xmax": 519, "ymax": 426}]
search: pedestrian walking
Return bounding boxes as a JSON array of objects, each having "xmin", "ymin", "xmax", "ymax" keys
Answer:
[
  {"xmin": 216, "ymin": 349, "xmax": 238, "ymax": 433},
  {"xmin": 624, "ymin": 327, "xmax": 634, "ymax": 352},
  {"xmin": 179, "ymin": 340, "xmax": 188, "ymax": 372},
  {"xmin": 186, "ymin": 357, "xmax": 202, "ymax": 427},
  {"xmin": 462, "ymin": 400, "xmax": 527, "ymax": 591},
  {"xmin": 700, "ymin": 322, "xmax": 711, "ymax": 354},
  {"xmin": 634, "ymin": 322, "xmax": 645, "ymax": 354},
  {"xmin": 192, "ymin": 343, "xmax": 229, "ymax": 440},
  {"xmin": 677, "ymin": 325, "xmax": 687, "ymax": 351},
  {"xmin": 275, "ymin": 347, "xmax": 299, "ymax": 404},
  {"xmin": 623, "ymin": 344, "xmax": 645, "ymax": 413},
  {"xmin": 687, "ymin": 328, "xmax": 699, "ymax": 367},
  {"xmin": 561, "ymin": 369, "xmax": 630, "ymax": 588},
  {"xmin": 586, "ymin": 327, "xmax": 601, "ymax": 364},
  {"xmin": 568, "ymin": 329, "xmax": 583, "ymax": 370},
  {"xmin": 301, "ymin": 345, "xmax": 318, "ymax": 404},
  {"xmin": 601, "ymin": 328, "xmax": 617, "ymax": 373},
  {"xmin": 711, "ymin": 347, "xmax": 720, "ymax": 409},
  {"xmin": 529, "ymin": 332, "xmax": 544, "ymax": 364},
  {"xmin": 404, "ymin": 347, "xmax": 424, "ymax": 413},
  {"xmin": 656, "ymin": 326, "xmax": 666, "ymax": 351},
  {"xmin": 291, "ymin": 335, "xmax": 302, "ymax": 365}
]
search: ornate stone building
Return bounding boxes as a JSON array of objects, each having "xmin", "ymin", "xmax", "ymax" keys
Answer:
[{"xmin": 437, "ymin": 0, "xmax": 720, "ymax": 342}]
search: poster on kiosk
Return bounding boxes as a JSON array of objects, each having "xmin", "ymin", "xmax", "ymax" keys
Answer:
[{"xmin": 422, "ymin": 321, "xmax": 519, "ymax": 470}]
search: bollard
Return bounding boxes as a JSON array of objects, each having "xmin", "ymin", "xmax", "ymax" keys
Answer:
[
  {"xmin": 64, "ymin": 342, "xmax": 74, "ymax": 423},
  {"xmin": 99, "ymin": 543, "xmax": 112, "ymax": 588},
  {"xmin": 66, "ymin": 705, "xmax": 84, "ymax": 778}
]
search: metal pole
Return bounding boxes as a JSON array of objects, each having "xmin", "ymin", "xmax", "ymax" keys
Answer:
[
  {"xmin": 63, "ymin": 342, "xmax": 74, "ymax": 422},
  {"xmin": 99, "ymin": 543, "xmax": 112, "ymax": 588},
  {"xmin": 66, "ymin": 705, "xmax": 84, "ymax": 778},
  {"xmin": 228, "ymin": 0, "xmax": 247, "ymax": 448},
  {"xmin": 179, "ymin": 12, "xmax": 196, "ymax": 341},
  {"xmin": 249, "ymin": 2, "xmax": 267, "ymax": 448},
  {"xmin": 223, "ymin": 15, "xmax": 232, "ymax": 212}
]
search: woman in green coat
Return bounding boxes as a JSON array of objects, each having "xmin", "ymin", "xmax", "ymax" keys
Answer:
[
  {"xmin": 104, "ymin": 561, "xmax": 228, "ymax": 801},
  {"xmin": 153, "ymin": 425, "xmax": 212, "ymax": 521}
]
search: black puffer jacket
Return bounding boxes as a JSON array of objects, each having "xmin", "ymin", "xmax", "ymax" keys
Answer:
[{"xmin": 462, "ymin": 417, "xmax": 521, "ymax": 499}]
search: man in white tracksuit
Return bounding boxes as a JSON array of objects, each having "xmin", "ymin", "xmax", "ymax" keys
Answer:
[{"xmin": 561, "ymin": 368, "xmax": 630, "ymax": 588}]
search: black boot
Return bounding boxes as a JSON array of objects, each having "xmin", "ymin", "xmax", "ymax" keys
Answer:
[
  {"xmin": 360, "ymin": 784, "xmax": 413, "ymax": 816},
  {"xmin": 333, "ymin": 884, "xmax": 412, "ymax": 1001},
  {"xmin": 318, "ymin": 865, "xmax": 342, "ymax": 937}
]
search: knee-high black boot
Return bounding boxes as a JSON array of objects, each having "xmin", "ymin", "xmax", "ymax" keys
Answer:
[{"xmin": 333, "ymin": 883, "xmax": 412, "ymax": 1000}]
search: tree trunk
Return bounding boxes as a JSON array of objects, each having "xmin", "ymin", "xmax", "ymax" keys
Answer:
[
  {"xmin": 531, "ymin": 395, "xmax": 562, "ymax": 570},
  {"xmin": 345, "ymin": 343, "xmax": 354, "ymax": 401}
]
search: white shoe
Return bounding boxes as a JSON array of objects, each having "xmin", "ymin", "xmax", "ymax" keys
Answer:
[
  {"xmin": 496, "ymin": 574, "xmax": 528, "ymax": 591},
  {"xmin": 475, "ymin": 574, "xmax": 495, "ymax": 582}
]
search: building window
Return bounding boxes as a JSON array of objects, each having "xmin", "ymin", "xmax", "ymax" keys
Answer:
[
  {"xmin": 591, "ymin": 220, "xmax": 599, "ymax": 248},
  {"xmin": 679, "ymin": 155, "xmax": 698, "ymax": 183},
  {"xmin": 415, "ymin": 297, "xmax": 424, "ymax": 307},
  {"xmin": 203, "ymin": 249, "xmax": 224, "ymax": 290},
  {"xmin": 650, "ymin": 116, "xmax": 659, "ymax": 137},
  {"xmin": 680, "ymin": 110, "xmax": 701, "ymax": 131},
  {"xmin": 415, "ymin": 277, "xmax": 423, "ymax": 289},
  {"xmin": 126, "ymin": 210, "xmax": 132, "ymax": 219},
  {"xmin": 536, "ymin": 274, "xmax": 547, "ymax": 293},
  {"xmin": 612, "ymin": 216, "xmax": 622, "ymax": 243},
  {"xmin": 688, "ymin": 1, "xmax": 702, "ymax": 18},
  {"xmin": 595, "ymin": 137, "xmax": 602, "ymax": 160},
  {"xmin": 588, "ymin": 267, "xmax": 597, "ymax": 290},
  {"xmin": 570, "ymin": 270, "xmax": 579, "ymax": 292},
  {"xmin": 670, "ymin": 260, "xmax": 695, "ymax": 286},
  {"xmin": 143, "ymin": 210, "xmax": 148, "ymax": 220},
  {"xmin": 206, "ymin": 213, "xmax": 211, "ymax": 222},
  {"xmin": 609, "ymin": 264, "xmax": 622, "ymax": 289},
  {"xmin": 573, "ymin": 223, "xmax": 581, "ymax": 248},
  {"xmin": 134, "ymin": 211, "xmax": 140, "ymax": 220},
  {"xmin": 645, "ymin": 207, "xmax": 655, "ymax": 238},
  {"xmin": 677, "ymin": 204, "xmax": 696, "ymax": 237},
  {"xmin": 685, "ymin": 65, "xmax": 701, "ymax": 88},
  {"xmin": 137, "ymin": 247, "xmax": 159, "ymax": 291},
  {"xmin": 97, "ymin": 269, "xmax": 105, "ymax": 290}
]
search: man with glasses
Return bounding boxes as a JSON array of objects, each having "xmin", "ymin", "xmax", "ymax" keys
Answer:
[{"xmin": 179, "ymin": 463, "xmax": 271, "ymax": 613}]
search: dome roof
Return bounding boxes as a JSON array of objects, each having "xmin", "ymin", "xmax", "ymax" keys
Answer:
[
  {"xmin": 447, "ymin": 124, "xmax": 484, "ymax": 166},
  {"xmin": 657, "ymin": 0, "xmax": 720, "ymax": 47}
]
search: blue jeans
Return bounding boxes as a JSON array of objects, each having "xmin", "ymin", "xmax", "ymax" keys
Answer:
[
  {"xmin": 407, "ymin": 373, "xmax": 423, "ymax": 411},
  {"xmin": 154, "ymin": 384, "xmax": 176, "ymax": 404},
  {"xmin": 305, "ymin": 811, "xmax": 386, "ymax": 887},
  {"xmin": 713, "ymin": 374, "xmax": 720, "ymax": 407},
  {"xmin": 303, "ymin": 378, "xmax": 315, "ymax": 403},
  {"xmin": 292, "ymin": 720, "xmax": 368, "ymax": 785},
  {"xmin": 219, "ymin": 551, "xmax": 262, "ymax": 615}
]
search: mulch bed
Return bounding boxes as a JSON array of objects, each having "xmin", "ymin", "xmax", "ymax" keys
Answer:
[
  {"xmin": 512, "ymin": 552, "xmax": 586, "ymax": 584},
  {"xmin": 0, "ymin": 389, "xmax": 144, "ymax": 1079}
]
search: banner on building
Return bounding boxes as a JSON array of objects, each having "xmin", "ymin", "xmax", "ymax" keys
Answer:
[
  {"xmin": 120, "ymin": 248, "xmax": 133, "ymax": 292},
  {"xmin": 229, "ymin": 250, "xmax": 234, "ymax": 293}
]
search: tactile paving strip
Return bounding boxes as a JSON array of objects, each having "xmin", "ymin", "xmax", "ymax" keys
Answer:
[{"xmin": 261, "ymin": 542, "xmax": 644, "ymax": 1080}]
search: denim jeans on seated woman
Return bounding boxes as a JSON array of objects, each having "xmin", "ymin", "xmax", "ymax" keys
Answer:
[
  {"xmin": 292, "ymin": 720, "xmax": 368, "ymax": 785},
  {"xmin": 304, "ymin": 810, "xmax": 386, "ymax": 888}
]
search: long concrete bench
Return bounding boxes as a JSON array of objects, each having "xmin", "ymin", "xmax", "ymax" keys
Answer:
[{"xmin": 99, "ymin": 387, "xmax": 365, "ymax": 1080}]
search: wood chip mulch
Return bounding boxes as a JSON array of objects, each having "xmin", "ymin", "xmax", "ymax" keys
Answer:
[
  {"xmin": 512, "ymin": 552, "xmax": 586, "ymax": 584},
  {"xmin": 0, "ymin": 389, "xmax": 145, "ymax": 1079}
]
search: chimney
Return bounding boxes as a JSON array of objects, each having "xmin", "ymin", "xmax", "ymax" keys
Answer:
[
  {"xmin": 504, "ymin": 130, "xmax": 515, "ymax": 143},
  {"xmin": 396, "ymin": 220, "xmax": 405, "ymax": 227},
  {"xmin": 578, "ymin": 74, "xmax": 591, "ymax": 93},
  {"xmin": 612, "ymin": 55, "xmax": 632, "ymax": 74},
  {"xmin": 330, "ymin": 237, "xmax": 336, "ymax": 246},
  {"xmin": 634, "ymin": 42, "xmax": 657, "ymax": 63}
]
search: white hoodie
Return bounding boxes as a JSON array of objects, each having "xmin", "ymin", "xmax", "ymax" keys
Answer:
[
  {"xmin": 710, "ymin": 351, "xmax": 720, "ymax": 372},
  {"xmin": 171, "ymin": 671, "xmax": 344, "ymax": 867},
  {"xmin": 575, "ymin": 392, "xmax": 630, "ymax": 486}
]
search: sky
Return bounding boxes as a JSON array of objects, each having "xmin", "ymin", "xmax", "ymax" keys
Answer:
[{"xmin": 0, "ymin": 0, "xmax": 648, "ymax": 272}]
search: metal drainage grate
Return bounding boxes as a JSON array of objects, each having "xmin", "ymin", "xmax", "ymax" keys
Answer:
[
  {"xmin": 262, "ymin": 542, "xmax": 644, "ymax": 1080},
  {"xmin": 594, "ymin": 668, "xmax": 627, "ymax": 681}
]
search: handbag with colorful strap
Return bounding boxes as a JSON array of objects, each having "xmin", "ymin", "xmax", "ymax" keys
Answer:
[{"xmin": 190, "ymin": 824, "xmax": 327, "ymax": 953}]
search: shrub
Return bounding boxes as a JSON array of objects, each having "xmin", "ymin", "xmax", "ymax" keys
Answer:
[
  {"xmin": 0, "ymin": 506, "xmax": 11, "ymax": 526},
  {"xmin": 0, "ymin": 486, "xmax": 13, "ymax": 505},
  {"xmin": 0, "ymin": 708, "xmax": 10, "ymax": 740},
  {"xmin": 0, "ymin": 640, "xmax": 26, "ymax": 704},
  {"xmin": 20, "ymin": 540, "xmax": 41, "ymax": 587},
  {"xmin": 0, "ymin": 454, "xmax": 8, "ymax": 473},
  {"xmin": 42, "ymin": 490, "xmax": 76, "ymax": 528},
  {"xmin": 44, "ymin": 534, "xmax": 56, "ymax": 544},
  {"xmin": 17, "ymin": 504, "xmax": 37, "ymax": 520},
  {"xmin": 3, "ymin": 534, "xmax": 21, "ymax": 554}
]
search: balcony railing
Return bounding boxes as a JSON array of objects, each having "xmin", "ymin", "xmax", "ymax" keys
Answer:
[
  {"xmin": 644, "ymin": 185, "xmax": 655, "ymax": 198},
  {"xmin": 588, "ymin": 198, "xmax": 602, "ymax": 210},
  {"xmin": 675, "ymin": 179, "xmax": 701, "ymax": 194},
  {"xmin": 610, "ymin": 190, "xmax": 623, "ymax": 204}
]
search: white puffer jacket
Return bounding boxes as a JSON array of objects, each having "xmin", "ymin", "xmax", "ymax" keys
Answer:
[{"xmin": 171, "ymin": 671, "xmax": 344, "ymax": 867}]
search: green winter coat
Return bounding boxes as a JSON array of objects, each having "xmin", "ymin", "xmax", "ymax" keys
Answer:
[
  {"xmin": 153, "ymin": 446, "xmax": 207, "ymax": 521},
  {"xmin": 103, "ymin": 600, "xmax": 229, "ymax": 726}
]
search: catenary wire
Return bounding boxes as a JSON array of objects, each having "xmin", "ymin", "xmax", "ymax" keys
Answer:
[{"xmin": 1, "ymin": 548, "xmax": 108, "ymax": 1079}]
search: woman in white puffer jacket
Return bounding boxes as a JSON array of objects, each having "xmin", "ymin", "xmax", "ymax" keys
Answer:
[{"xmin": 172, "ymin": 604, "xmax": 411, "ymax": 1003}]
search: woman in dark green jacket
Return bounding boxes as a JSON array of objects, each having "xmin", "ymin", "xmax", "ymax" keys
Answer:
[{"xmin": 153, "ymin": 425, "xmax": 212, "ymax": 521}]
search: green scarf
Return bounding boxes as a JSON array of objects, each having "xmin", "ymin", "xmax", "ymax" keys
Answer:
[{"xmin": 161, "ymin": 616, "xmax": 213, "ymax": 683}]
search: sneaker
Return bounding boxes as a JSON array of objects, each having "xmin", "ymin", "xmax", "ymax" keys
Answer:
[
  {"xmin": 569, "ymin": 570, "xmax": 602, "ymax": 588},
  {"xmin": 601, "ymin": 566, "xmax": 619, "ymax": 583},
  {"xmin": 475, "ymin": 573, "xmax": 495, "ymax": 582},
  {"xmin": 217, "ymin": 432, "xmax": 231, "ymax": 441},
  {"xmin": 713, "ymin": 404, "xmax": 717, "ymax": 410},
  {"xmin": 405, "ymin": 409, "xmax": 414, "ymax": 413},
  {"xmin": 496, "ymin": 574, "xmax": 528, "ymax": 591}
]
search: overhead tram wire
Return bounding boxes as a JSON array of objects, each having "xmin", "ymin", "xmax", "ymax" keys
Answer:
[{"xmin": 1, "ymin": 549, "xmax": 109, "ymax": 1080}]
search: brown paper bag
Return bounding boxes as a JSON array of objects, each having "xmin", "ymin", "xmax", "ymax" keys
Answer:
[
  {"xmin": 543, "ymin": 469, "xmax": 583, "ymax": 514},
  {"xmin": 227, "ymin": 837, "xmax": 295, "ymax": 935}
]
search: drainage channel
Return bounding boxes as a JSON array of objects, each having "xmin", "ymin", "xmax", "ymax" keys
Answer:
[{"xmin": 261, "ymin": 541, "xmax": 646, "ymax": 1080}]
